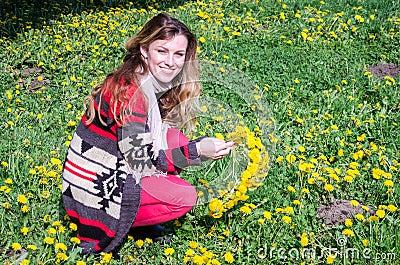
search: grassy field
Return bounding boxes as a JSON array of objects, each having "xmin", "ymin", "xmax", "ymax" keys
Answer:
[{"xmin": 0, "ymin": 0, "xmax": 399, "ymax": 264}]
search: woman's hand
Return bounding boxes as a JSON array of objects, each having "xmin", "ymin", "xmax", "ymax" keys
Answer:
[{"xmin": 196, "ymin": 137, "xmax": 236, "ymax": 160}]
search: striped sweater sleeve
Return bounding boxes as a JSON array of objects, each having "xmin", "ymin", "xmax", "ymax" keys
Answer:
[{"xmin": 117, "ymin": 84, "xmax": 201, "ymax": 175}]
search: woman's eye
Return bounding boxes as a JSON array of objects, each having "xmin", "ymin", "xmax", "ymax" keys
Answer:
[{"xmin": 157, "ymin": 50, "xmax": 166, "ymax": 54}]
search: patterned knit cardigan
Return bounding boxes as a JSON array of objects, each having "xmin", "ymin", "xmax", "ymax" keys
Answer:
[{"xmin": 62, "ymin": 83, "xmax": 201, "ymax": 254}]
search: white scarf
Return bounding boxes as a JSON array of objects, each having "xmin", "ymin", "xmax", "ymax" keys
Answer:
[{"xmin": 140, "ymin": 73, "xmax": 171, "ymax": 159}]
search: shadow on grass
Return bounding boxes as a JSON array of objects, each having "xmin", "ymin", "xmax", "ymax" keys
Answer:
[{"xmin": 0, "ymin": 0, "xmax": 186, "ymax": 39}]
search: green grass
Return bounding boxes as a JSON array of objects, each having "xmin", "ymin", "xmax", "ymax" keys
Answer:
[{"xmin": 0, "ymin": 0, "xmax": 399, "ymax": 264}]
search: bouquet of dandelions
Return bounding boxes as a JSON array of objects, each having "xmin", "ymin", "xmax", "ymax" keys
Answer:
[{"xmin": 196, "ymin": 125, "xmax": 271, "ymax": 219}]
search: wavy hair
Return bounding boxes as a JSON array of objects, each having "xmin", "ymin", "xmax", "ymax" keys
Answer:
[{"xmin": 85, "ymin": 12, "xmax": 201, "ymax": 130}]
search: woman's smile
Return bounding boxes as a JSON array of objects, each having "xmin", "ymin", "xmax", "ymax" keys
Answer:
[{"xmin": 141, "ymin": 34, "xmax": 188, "ymax": 83}]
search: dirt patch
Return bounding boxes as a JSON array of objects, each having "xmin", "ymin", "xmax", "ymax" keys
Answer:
[
  {"xmin": 0, "ymin": 247, "xmax": 28, "ymax": 260},
  {"xmin": 3, "ymin": 67, "xmax": 51, "ymax": 92},
  {"xmin": 17, "ymin": 67, "xmax": 51, "ymax": 92},
  {"xmin": 316, "ymin": 199, "xmax": 374, "ymax": 226},
  {"xmin": 367, "ymin": 63, "xmax": 400, "ymax": 79}
]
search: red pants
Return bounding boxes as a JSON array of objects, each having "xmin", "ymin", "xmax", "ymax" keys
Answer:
[{"xmin": 132, "ymin": 128, "xmax": 197, "ymax": 227}]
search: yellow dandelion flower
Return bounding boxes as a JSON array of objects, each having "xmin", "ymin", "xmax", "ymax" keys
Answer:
[
  {"xmin": 282, "ymin": 215, "xmax": 292, "ymax": 224},
  {"xmin": 12, "ymin": 242, "xmax": 22, "ymax": 251},
  {"xmin": 211, "ymin": 259, "xmax": 221, "ymax": 265},
  {"xmin": 27, "ymin": 245, "xmax": 37, "ymax": 250},
  {"xmin": 4, "ymin": 178, "xmax": 12, "ymax": 184},
  {"xmin": 263, "ymin": 211, "xmax": 272, "ymax": 219},
  {"xmin": 286, "ymin": 154, "xmax": 296, "ymax": 164},
  {"xmin": 355, "ymin": 14, "xmax": 365, "ymax": 22},
  {"xmin": 224, "ymin": 252, "xmax": 234, "ymax": 263},
  {"xmin": 345, "ymin": 219, "xmax": 353, "ymax": 227},
  {"xmin": 362, "ymin": 205, "xmax": 369, "ymax": 212},
  {"xmin": 285, "ymin": 206, "xmax": 294, "ymax": 214},
  {"xmin": 50, "ymin": 158, "xmax": 61, "ymax": 165},
  {"xmin": 69, "ymin": 223, "xmax": 78, "ymax": 231},
  {"xmin": 52, "ymin": 221, "xmax": 61, "ymax": 227},
  {"xmin": 301, "ymin": 188, "xmax": 310, "ymax": 194},
  {"xmin": 215, "ymin": 133, "xmax": 224, "ymax": 140},
  {"xmin": 326, "ymin": 254, "xmax": 335, "ymax": 264},
  {"xmin": 56, "ymin": 252, "xmax": 68, "ymax": 260},
  {"xmin": 20, "ymin": 260, "xmax": 30, "ymax": 265},
  {"xmin": 300, "ymin": 234, "xmax": 309, "ymax": 247},
  {"xmin": 186, "ymin": 249, "xmax": 195, "ymax": 256},
  {"xmin": 387, "ymin": 204, "xmax": 397, "ymax": 212},
  {"xmin": 362, "ymin": 239, "xmax": 369, "ymax": 247},
  {"xmin": 350, "ymin": 200, "xmax": 359, "ymax": 207},
  {"xmin": 342, "ymin": 228, "xmax": 355, "ymax": 237},
  {"xmin": 209, "ymin": 198, "xmax": 223, "ymax": 212},
  {"xmin": 324, "ymin": 183, "xmax": 334, "ymax": 192},
  {"xmin": 164, "ymin": 247, "xmax": 175, "ymax": 255},
  {"xmin": 237, "ymin": 184, "xmax": 247, "ymax": 194},
  {"xmin": 344, "ymin": 175, "xmax": 353, "ymax": 183},
  {"xmin": 136, "ymin": 239, "xmax": 144, "ymax": 248},
  {"xmin": 240, "ymin": 205, "xmax": 251, "ymax": 214},
  {"xmin": 296, "ymin": 115, "xmax": 304, "ymax": 124},
  {"xmin": 44, "ymin": 237, "xmax": 55, "ymax": 244},
  {"xmin": 287, "ymin": 185, "xmax": 296, "ymax": 193},
  {"xmin": 189, "ymin": 241, "xmax": 198, "ymax": 249},
  {"xmin": 384, "ymin": 180, "xmax": 394, "ymax": 187},
  {"xmin": 355, "ymin": 214, "xmax": 365, "ymax": 221},
  {"xmin": 67, "ymin": 120, "xmax": 77, "ymax": 127},
  {"xmin": 368, "ymin": 215, "xmax": 379, "ymax": 222},
  {"xmin": 21, "ymin": 205, "xmax": 29, "ymax": 213},
  {"xmin": 100, "ymin": 252, "xmax": 113, "ymax": 263},
  {"xmin": 47, "ymin": 227, "xmax": 57, "ymax": 235},
  {"xmin": 55, "ymin": 243, "xmax": 67, "ymax": 251},
  {"xmin": 376, "ymin": 209, "xmax": 385, "ymax": 218},
  {"xmin": 193, "ymin": 255, "xmax": 203, "ymax": 264},
  {"xmin": 221, "ymin": 230, "xmax": 230, "ymax": 237},
  {"xmin": 2, "ymin": 202, "xmax": 11, "ymax": 209},
  {"xmin": 70, "ymin": 237, "xmax": 81, "ymax": 244},
  {"xmin": 21, "ymin": 227, "xmax": 29, "ymax": 236},
  {"xmin": 17, "ymin": 194, "xmax": 28, "ymax": 204}
]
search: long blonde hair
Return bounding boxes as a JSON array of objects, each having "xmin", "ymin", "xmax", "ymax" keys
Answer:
[{"xmin": 85, "ymin": 12, "xmax": 201, "ymax": 130}]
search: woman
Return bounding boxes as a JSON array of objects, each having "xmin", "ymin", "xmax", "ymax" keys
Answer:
[{"xmin": 62, "ymin": 12, "xmax": 235, "ymax": 255}]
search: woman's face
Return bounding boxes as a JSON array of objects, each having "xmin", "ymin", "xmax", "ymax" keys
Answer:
[{"xmin": 141, "ymin": 34, "xmax": 188, "ymax": 84}]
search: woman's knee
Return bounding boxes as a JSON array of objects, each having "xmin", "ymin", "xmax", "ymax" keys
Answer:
[{"xmin": 180, "ymin": 183, "xmax": 197, "ymax": 206}]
